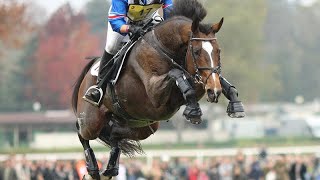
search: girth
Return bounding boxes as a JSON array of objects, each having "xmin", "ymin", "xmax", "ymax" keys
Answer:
[{"xmin": 108, "ymin": 83, "xmax": 136, "ymax": 121}]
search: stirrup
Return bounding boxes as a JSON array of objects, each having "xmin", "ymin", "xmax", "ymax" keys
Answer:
[{"xmin": 82, "ymin": 85, "xmax": 104, "ymax": 107}]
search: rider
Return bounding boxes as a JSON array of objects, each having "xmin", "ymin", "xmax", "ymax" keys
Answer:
[
  {"xmin": 83, "ymin": 0, "xmax": 173, "ymax": 106},
  {"xmin": 83, "ymin": 0, "xmax": 245, "ymax": 119}
]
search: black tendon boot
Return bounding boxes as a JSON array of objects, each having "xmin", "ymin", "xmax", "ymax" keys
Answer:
[
  {"xmin": 102, "ymin": 147, "xmax": 121, "ymax": 177},
  {"xmin": 168, "ymin": 69, "xmax": 202, "ymax": 124},
  {"xmin": 83, "ymin": 51, "xmax": 114, "ymax": 107},
  {"xmin": 84, "ymin": 148, "xmax": 99, "ymax": 179},
  {"xmin": 219, "ymin": 75, "xmax": 245, "ymax": 118}
]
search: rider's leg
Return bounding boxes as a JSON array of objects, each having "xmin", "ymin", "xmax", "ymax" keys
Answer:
[
  {"xmin": 83, "ymin": 22, "xmax": 125, "ymax": 107},
  {"xmin": 168, "ymin": 69, "xmax": 202, "ymax": 124},
  {"xmin": 219, "ymin": 75, "xmax": 245, "ymax": 118}
]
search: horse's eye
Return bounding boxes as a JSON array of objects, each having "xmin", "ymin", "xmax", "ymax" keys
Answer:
[{"xmin": 194, "ymin": 48, "xmax": 201, "ymax": 57}]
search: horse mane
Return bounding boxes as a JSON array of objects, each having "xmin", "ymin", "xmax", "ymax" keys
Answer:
[{"xmin": 169, "ymin": 0, "xmax": 212, "ymax": 34}]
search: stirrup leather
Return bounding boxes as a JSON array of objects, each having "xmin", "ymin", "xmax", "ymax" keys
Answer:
[{"xmin": 82, "ymin": 85, "xmax": 104, "ymax": 106}]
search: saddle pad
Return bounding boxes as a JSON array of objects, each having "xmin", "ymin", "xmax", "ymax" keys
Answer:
[{"xmin": 90, "ymin": 59, "xmax": 100, "ymax": 77}]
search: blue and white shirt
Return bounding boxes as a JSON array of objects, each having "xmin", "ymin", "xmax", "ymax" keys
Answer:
[{"xmin": 108, "ymin": 0, "xmax": 173, "ymax": 33}]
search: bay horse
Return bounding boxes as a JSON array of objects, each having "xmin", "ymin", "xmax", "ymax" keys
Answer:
[{"xmin": 72, "ymin": 0, "xmax": 226, "ymax": 179}]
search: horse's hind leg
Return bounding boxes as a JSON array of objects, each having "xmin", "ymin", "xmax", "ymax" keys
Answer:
[
  {"xmin": 99, "ymin": 127, "xmax": 121, "ymax": 177},
  {"xmin": 77, "ymin": 132, "xmax": 100, "ymax": 180}
]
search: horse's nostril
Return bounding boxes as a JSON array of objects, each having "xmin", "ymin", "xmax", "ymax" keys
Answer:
[
  {"xmin": 217, "ymin": 89, "xmax": 222, "ymax": 95},
  {"xmin": 207, "ymin": 89, "xmax": 214, "ymax": 95}
]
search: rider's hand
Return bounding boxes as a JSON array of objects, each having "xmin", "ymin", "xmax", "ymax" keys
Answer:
[{"xmin": 128, "ymin": 25, "xmax": 144, "ymax": 40}]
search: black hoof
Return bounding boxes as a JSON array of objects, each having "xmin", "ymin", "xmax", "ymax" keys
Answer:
[
  {"xmin": 83, "ymin": 172, "xmax": 100, "ymax": 180},
  {"xmin": 187, "ymin": 117, "xmax": 202, "ymax": 124},
  {"xmin": 88, "ymin": 170, "xmax": 100, "ymax": 180},
  {"xmin": 102, "ymin": 168, "xmax": 119, "ymax": 177},
  {"xmin": 227, "ymin": 101, "xmax": 245, "ymax": 118},
  {"xmin": 183, "ymin": 104, "xmax": 202, "ymax": 124}
]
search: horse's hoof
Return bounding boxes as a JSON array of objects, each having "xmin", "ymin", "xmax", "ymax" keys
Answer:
[
  {"xmin": 228, "ymin": 112, "xmax": 246, "ymax": 118},
  {"xmin": 83, "ymin": 174, "xmax": 112, "ymax": 180},
  {"xmin": 102, "ymin": 168, "xmax": 119, "ymax": 177},
  {"xmin": 183, "ymin": 104, "xmax": 203, "ymax": 124},
  {"xmin": 83, "ymin": 174, "xmax": 100, "ymax": 180},
  {"xmin": 227, "ymin": 101, "xmax": 245, "ymax": 118},
  {"xmin": 188, "ymin": 117, "xmax": 202, "ymax": 124},
  {"xmin": 100, "ymin": 174, "xmax": 113, "ymax": 180}
]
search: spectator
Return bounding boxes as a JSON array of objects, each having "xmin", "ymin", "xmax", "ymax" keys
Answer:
[
  {"xmin": 16, "ymin": 155, "xmax": 31, "ymax": 180},
  {"xmin": 2, "ymin": 157, "xmax": 18, "ymax": 180},
  {"xmin": 218, "ymin": 157, "xmax": 233, "ymax": 180},
  {"xmin": 232, "ymin": 150, "xmax": 247, "ymax": 180},
  {"xmin": 207, "ymin": 158, "xmax": 220, "ymax": 180},
  {"xmin": 289, "ymin": 156, "xmax": 307, "ymax": 180},
  {"xmin": 0, "ymin": 151, "xmax": 319, "ymax": 180},
  {"xmin": 274, "ymin": 155, "xmax": 289, "ymax": 180},
  {"xmin": 248, "ymin": 156, "xmax": 263, "ymax": 180},
  {"xmin": 312, "ymin": 157, "xmax": 320, "ymax": 180},
  {"xmin": 188, "ymin": 160, "xmax": 200, "ymax": 180}
]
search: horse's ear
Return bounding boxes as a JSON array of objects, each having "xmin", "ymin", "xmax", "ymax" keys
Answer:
[
  {"xmin": 192, "ymin": 19, "xmax": 200, "ymax": 33},
  {"xmin": 212, "ymin": 17, "xmax": 224, "ymax": 33}
]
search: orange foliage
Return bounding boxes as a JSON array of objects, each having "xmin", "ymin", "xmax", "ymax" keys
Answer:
[
  {"xmin": 0, "ymin": 0, "xmax": 34, "ymax": 49},
  {"xmin": 31, "ymin": 4, "xmax": 101, "ymax": 109}
]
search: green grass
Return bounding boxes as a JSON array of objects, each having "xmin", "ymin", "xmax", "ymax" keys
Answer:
[{"xmin": 1, "ymin": 137, "xmax": 319, "ymax": 154}]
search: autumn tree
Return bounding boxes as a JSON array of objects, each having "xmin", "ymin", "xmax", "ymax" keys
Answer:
[
  {"xmin": 203, "ymin": 0, "xmax": 279, "ymax": 103},
  {"xmin": 0, "ymin": 0, "xmax": 35, "ymax": 52},
  {"xmin": 30, "ymin": 4, "xmax": 101, "ymax": 109},
  {"xmin": 0, "ymin": 0, "xmax": 39, "ymax": 111}
]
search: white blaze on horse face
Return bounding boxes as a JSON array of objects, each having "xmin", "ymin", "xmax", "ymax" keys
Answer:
[{"xmin": 202, "ymin": 41, "xmax": 219, "ymax": 93}]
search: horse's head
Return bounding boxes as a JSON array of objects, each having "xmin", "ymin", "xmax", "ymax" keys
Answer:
[{"xmin": 184, "ymin": 18, "xmax": 224, "ymax": 103}]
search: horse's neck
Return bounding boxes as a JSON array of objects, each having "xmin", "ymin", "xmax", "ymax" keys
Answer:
[{"xmin": 154, "ymin": 18, "xmax": 190, "ymax": 61}]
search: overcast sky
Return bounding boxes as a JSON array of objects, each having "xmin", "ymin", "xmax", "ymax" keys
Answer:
[
  {"xmin": 31, "ymin": 0, "xmax": 91, "ymax": 15},
  {"xmin": 31, "ymin": 0, "xmax": 316, "ymax": 16}
]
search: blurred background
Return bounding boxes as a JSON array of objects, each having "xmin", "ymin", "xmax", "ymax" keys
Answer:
[{"xmin": 0, "ymin": 0, "xmax": 320, "ymax": 179}]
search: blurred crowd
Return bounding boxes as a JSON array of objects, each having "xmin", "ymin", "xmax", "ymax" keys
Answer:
[{"xmin": 1, "ymin": 150, "xmax": 320, "ymax": 180}]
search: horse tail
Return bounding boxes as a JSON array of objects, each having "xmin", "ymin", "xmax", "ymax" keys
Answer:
[
  {"xmin": 72, "ymin": 59, "xmax": 96, "ymax": 113},
  {"xmin": 98, "ymin": 129, "xmax": 144, "ymax": 157}
]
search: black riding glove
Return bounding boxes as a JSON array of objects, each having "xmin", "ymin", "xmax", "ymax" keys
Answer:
[{"xmin": 128, "ymin": 25, "xmax": 144, "ymax": 40}]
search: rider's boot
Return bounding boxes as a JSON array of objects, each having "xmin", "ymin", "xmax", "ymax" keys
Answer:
[
  {"xmin": 168, "ymin": 69, "xmax": 202, "ymax": 124},
  {"xmin": 83, "ymin": 50, "xmax": 114, "ymax": 107},
  {"xmin": 220, "ymin": 75, "xmax": 245, "ymax": 118}
]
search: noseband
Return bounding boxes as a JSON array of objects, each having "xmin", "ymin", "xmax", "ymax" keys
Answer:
[{"xmin": 187, "ymin": 32, "xmax": 222, "ymax": 85}]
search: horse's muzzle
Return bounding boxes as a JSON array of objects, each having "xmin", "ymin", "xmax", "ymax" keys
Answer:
[{"xmin": 207, "ymin": 89, "xmax": 222, "ymax": 103}]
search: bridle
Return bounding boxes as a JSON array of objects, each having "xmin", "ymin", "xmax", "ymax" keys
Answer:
[
  {"xmin": 146, "ymin": 29, "xmax": 222, "ymax": 86},
  {"xmin": 187, "ymin": 32, "xmax": 222, "ymax": 86}
]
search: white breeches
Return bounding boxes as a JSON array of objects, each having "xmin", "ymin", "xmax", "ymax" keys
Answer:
[
  {"xmin": 104, "ymin": 11, "xmax": 163, "ymax": 55},
  {"xmin": 104, "ymin": 22, "xmax": 129, "ymax": 55}
]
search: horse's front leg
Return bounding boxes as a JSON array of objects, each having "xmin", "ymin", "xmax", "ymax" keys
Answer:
[
  {"xmin": 144, "ymin": 73, "xmax": 175, "ymax": 108},
  {"xmin": 167, "ymin": 69, "xmax": 203, "ymax": 124},
  {"xmin": 219, "ymin": 75, "xmax": 245, "ymax": 118}
]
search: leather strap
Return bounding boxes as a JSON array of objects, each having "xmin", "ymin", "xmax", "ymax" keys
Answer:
[
  {"xmin": 134, "ymin": 0, "xmax": 140, "ymax": 4},
  {"xmin": 108, "ymin": 83, "xmax": 135, "ymax": 121}
]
